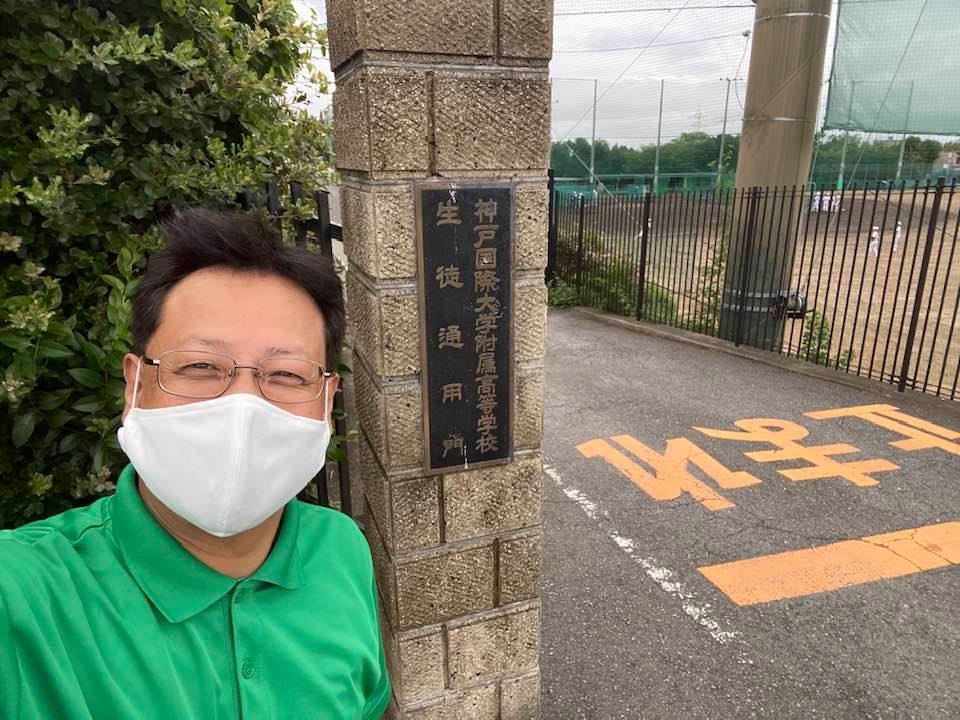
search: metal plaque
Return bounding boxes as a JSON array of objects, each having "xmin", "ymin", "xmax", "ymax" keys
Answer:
[{"xmin": 416, "ymin": 183, "xmax": 514, "ymax": 474}]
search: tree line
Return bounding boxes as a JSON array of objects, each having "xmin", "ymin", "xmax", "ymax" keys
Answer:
[{"xmin": 551, "ymin": 132, "xmax": 957, "ymax": 179}]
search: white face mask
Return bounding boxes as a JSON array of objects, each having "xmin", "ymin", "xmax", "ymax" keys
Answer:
[{"xmin": 117, "ymin": 363, "xmax": 331, "ymax": 537}]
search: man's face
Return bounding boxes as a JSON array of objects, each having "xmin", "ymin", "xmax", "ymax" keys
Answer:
[{"xmin": 122, "ymin": 268, "xmax": 339, "ymax": 421}]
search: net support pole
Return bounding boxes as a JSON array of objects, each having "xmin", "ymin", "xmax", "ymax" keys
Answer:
[
  {"xmin": 722, "ymin": 0, "xmax": 832, "ymax": 349},
  {"xmin": 895, "ymin": 81, "xmax": 915, "ymax": 183},
  {"xmin": 653, "ymin": 79, "xmax": 664, "ymax": 195},
  {"xmin": 589, "ymin": 78, "xmax": 598, "ymax": 189},
  {"xmin": 838, "ymin": 80, "xmax": 856, "ymax": 190},
  {"xmin": 717, "ymin": 78, "xmax": 732, "ymax": 188}
]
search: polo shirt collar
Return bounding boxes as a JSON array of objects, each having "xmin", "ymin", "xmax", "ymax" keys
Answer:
[{"xmin": 112, "ymin": 464, "xmax": 304, "ymax": 623}]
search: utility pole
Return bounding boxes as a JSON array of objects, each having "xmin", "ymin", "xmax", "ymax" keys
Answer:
[
  {"xmin": 717, "ymin": 77, "xmax": 732, "ymax": 187},
  {"xmin": 724, "ymin": 0, "xmax": 832, "ymax": 350},
  {"xmin": 837, "ymin": 80, "xmax": 856, "ymax": 190},
  {"xmin": 589, "ymin": 78, "xmax": 598, "ymax": 189},
  {"xmin": 653, "ymin": 79, "xmax": 664, "ymax": 194},
  {"xmin": 896, "ymin": 81, "xmax": 915, "ymax": 183}
]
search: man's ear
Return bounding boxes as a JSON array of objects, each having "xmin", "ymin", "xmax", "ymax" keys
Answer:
[
  {"xmin": 325, "ymin": 373, "xmax": 341, "ymax": 423},
  {"xmin": 122, "ymin": 353, "xmax": 142, "ymax": 421}
]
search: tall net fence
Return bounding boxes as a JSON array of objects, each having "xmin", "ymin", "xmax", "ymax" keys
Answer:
[
  {"xmin": 552, "ymin": 77, "xmax": 747, "ymax": 150},
  {"xmin": 824, "ymin": 0, "xmax": 960, "ymax": 136}
]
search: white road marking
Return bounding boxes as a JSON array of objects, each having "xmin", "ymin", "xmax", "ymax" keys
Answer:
[{"xmin": 544, "ymin": 463, "xmax": 740, "ymax": 645}]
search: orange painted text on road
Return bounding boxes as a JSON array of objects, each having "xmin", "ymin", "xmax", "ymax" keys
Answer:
[
  {"xmin": 694, "ymin": 418, "xmax": 899, "ymax": 487},
  {"xmin": 805, "ymin": 403, "xmax": 960, "ymax": 456},
  {"xmin": 576, "ymin": 436, "xmax": 759, "ymax": 511},
  {"xmin": 575, "ymin": 405, "xmax": 955, "ymax": 511},
  {"xmin": 698, "ymin": 521, "xmax": 960, "ymax": 605}
]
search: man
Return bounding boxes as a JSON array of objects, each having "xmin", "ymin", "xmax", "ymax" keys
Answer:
[{"xmin": 0, "ymin": 210, "xmax": 391, "ymax": 719}]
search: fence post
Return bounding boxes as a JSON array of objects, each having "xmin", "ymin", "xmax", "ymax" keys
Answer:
[
  {"xmin": 265, "ymin": 179, "xmax": 282, "ymax": 232},
  {"xmin": 735, "ymin": 187, "xmax": 760, "ymax": 347},
  {"xmin": 898, "ymin": 177, "xmax": 945, "ymax": 392},
  {"xmin": 290, "ymin": 182, "xmax": 308, "ymax": 248},
  {"xmin": 575, "ymin": 193, "xmax": 586, "ymax": 300},
  {"xmin": 635, "ymin": 191, "xmax": 652, "ymax": 320},
  {"xmin": 332, "ymin": 389, "xmax": 352, "ymax": 516},
  {"xmin": 313, "ymin": 190, "xmax": 333, "ymax": 257},
  {"xmin": 546, "ymin": 168, "xmax": 558, "ymax": 282}
]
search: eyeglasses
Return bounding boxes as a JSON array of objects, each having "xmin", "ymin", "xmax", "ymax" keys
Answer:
[{"xmin": 143, "ymin": 350, "xmax": 332, "ymax": 404}]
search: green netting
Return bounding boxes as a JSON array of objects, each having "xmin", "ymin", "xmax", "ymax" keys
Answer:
[{"xmin": 824, "ymin": 0, "xmax": 960, "ymax": 136}]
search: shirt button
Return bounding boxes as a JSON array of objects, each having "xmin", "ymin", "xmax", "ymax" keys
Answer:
[{"xmin": 241, "ymin": 660, "xmax": 255, "ymax": 679}]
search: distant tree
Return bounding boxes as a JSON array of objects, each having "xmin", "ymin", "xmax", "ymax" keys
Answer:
[{"xmin": 551, "ymin": 133, "xmax": 740, "ymax": 177}]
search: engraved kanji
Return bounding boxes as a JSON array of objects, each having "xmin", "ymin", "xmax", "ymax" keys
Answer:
[
  {"xmin": 474, "ymin": 269, "xmax": 500, "ymax": 294},
  {"xmin": 438, "ymin": 325, "xmax": 464, "ymax": 350},
  {"xmin": 476, "ymin": 247, "xmax": 497, "ymax": 269},
  {"xmin": 442, "ymin": 432, "xmax": 465, "ymax": 458},
  {"xmin": 475, "ymin": 295, "xmax": 499, "ymax": 314},
  {"xmin": 474, "ymin": 198, "xmax": 498, "ymax": 224},
  {"xmin": 477, "ymin": 413, "xmax": 498, "ymax": 435},
  {"xmin": 476, "ymin": 433, "xmax": 499, "ymax": 453},
  {"xmin": 436, "ymin": 200, "xmax": 461, "ymax": 225},
  {"xmin": 476, "ymin": 351, "xmax": 496, "ymax": 376},
  {"xmin": 473, "ymin": 224, "xmax": 499, "ymax": 248},
  {"xmin": 441, "ymin": 382, "xmax": 463, "ymax": 403},
  {"xmin": 435, "ymin": 264, "xmax": 464, "ymax": 289}
]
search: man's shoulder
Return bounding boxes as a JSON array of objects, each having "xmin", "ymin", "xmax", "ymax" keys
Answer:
[
  {"xmin": 0, "ymin": 496, "xmax": 115, "ymax": 589},
  {"xmin": 295, "ymin": 502, "xmax": 373, "ymax": 571},
  {"xmin": 296, "ymin": 501, "xmax": 366, "ymax": 545}
]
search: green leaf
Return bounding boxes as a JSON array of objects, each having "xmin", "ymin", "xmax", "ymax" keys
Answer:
[
  {"xmin": 72, "ymin": 396, "xmax": 103, "ymax": 413},
  {"xmin": 38, "ymin": 389, "xmax": 72, "ymax": 410},
  {"xmin": 40, "ymin": 31, "xmax": 65, "ymax": 59},
  {"xmin": 48, "ymin": 410, "xmax": 75, "ymax": 428},
  {"xmin": 77, "ymin": 336, "xmax": 107, "ymax": 369},
  {"xmin": 326, "ymin": 444, "xmax": 347, "ymax": 464},
  {"xmin": 38, "ymin": 340, "xmax": 74, "ymax": 359},
  {"xmin": 12, "ymin": 413, "xmax": 36, "ymax": 448},
  {"xmin": 68, "ymin": 367, "xmax": 102, "ymax": 388},
  {"xmin": 100, "ymin": 274, "xmax": 126, "ymax": 294},
  {"xmin": 93, "ymin": 439, "xmax": 105, "ymax": 474},
  {"xmin": 0, "ymin": 330, "xmax": 31, "ymax": 351},
  {"xmin": 59, "ymin": 433, "xmax": 82, "ymax": 454}
]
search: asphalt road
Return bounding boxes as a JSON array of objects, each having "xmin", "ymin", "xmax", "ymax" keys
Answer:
[{"xmin": 540, "ymin": 308, "xmax": 960, "ymax": 720}]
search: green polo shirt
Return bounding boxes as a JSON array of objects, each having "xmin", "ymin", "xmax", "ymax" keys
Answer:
[{"xmin": 0, "ymin": 465, "xmax": 390, "ymax": 719}]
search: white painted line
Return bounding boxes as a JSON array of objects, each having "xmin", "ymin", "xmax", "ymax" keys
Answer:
[{"xmin": 544, "ymin": 463, "xmax": 741, "ymax": 646}]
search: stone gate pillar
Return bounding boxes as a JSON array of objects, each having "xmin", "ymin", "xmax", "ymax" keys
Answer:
[{"xmin": 326, "ymin": 2, "xmax": 552, "ymax": 717}]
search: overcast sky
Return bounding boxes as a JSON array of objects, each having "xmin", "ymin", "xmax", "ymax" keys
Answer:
[{"xmin": 298, "ymin": 0, "xmax": 951, "ymax": 155}]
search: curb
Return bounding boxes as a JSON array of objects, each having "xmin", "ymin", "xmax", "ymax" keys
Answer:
[{"xmin": 568, "ymin": 306, "xmax": 960, "ymax": 419}]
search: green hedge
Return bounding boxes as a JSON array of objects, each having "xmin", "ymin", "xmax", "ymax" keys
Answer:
[{"xmin": 0, "ymin": 0, "xmax": 332, "ymax": 528}]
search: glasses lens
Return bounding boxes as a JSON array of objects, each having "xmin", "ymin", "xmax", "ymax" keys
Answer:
[
  {"xmin": 258, "ymin": 357, "xmax": 325, "ymax": 403},
  {"xmin": 158, "ymin": 351, "xmax": 233, "ymax": 399}
]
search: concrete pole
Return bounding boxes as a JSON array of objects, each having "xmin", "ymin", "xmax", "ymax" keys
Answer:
[
  {"xmin": 722, "ymin": 0, "xmax": 832, "ymax": 349},
  {"xmin": 327, "ymin": 1, "xmax": 550, "ymax": 717},
  {"xmin": 653, "ymin": 79, "xmax": 664, "ymax": 194},
  {"xmin": 717, "ymin": 78, "xmax": 732, "ymax": 187},
  {"xmin": 589, "ymin": 78, "xmax": 598, "ymax": 189}
]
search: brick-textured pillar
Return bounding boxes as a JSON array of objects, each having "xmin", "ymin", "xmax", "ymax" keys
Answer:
[{"xmin": 326, "ymin": 2, "xmax": 552, "ymax": 718}]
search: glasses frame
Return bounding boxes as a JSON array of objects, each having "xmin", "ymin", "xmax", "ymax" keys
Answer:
[{"xmin": 142, "ymin": 349, "xmax": 333, "ymax": 404}]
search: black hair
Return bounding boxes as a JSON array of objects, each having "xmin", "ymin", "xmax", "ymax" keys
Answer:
[{"xmin": 132, "ymin": 208, "xmax": 345, "ymax": 368}]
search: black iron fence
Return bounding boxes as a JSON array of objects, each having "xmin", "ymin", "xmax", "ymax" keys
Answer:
[
  {"xmin": 235, "ymin": 180, "xmax": 352, "ymax": 515},
  {"xmin": 548, "ymin": 177, "xmax": 960, "ymax": 401}
]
